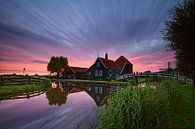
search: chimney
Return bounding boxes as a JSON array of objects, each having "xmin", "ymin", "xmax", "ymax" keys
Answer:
[{"xmin": 105, "ymin": 53, "xmax": 108, "ymax": 60}]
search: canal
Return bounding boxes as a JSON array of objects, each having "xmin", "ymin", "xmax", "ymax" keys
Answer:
[{"xmin": 0, "ymin": 82, "xmax": 115, "ymax": 129}]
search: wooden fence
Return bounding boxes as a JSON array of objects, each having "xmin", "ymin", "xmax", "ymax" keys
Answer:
[
  {"xmin": 117, "ymin": 73, "xmax": 193, "ymax": 84},
  {"xmin": 0, "ymin": 75, "xmax": 45, "ymax": 86}
]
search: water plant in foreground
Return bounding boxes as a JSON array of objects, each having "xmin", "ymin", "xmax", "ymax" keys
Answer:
[{"xmin": 98, "ymin": 79, "xmax": 183, "ymax": 129}]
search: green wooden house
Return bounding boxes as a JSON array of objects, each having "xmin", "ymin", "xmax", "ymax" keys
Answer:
[{"xmin": 87, "ymin": 53, "xmax": 133, "ymax": 80}]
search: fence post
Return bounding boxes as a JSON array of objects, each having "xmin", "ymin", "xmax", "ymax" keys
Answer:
[
  {"xmin": 28, "ymin": 76, "xmax": 31, "ymax": 85},
  {"xmin": 153, "ymin": 74, "xmax": 155, "ymax": 81},
  {"xmin": 1, "ymin": 76, "xmax": 4, "ymax": 86},
  {"xmin": 184, "ymin": 77, "xmax": 186, "ymax": 84},
  {"xmin": 39, "ymin": 77, "xmax": 41, "ymax": 86}
]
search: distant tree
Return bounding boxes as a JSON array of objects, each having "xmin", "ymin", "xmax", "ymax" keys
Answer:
[
  {"xmin": 163, "ymin": 0, "xmax": 195, "ymax": 86},
  {"xmin": 47, "ymin": 56, "xmax": 69, "ymax": 77}
]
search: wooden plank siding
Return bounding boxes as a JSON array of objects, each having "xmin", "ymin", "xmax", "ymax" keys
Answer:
[{"xmin": 87, "ymin": 58, "xmax": 119, "ymax": 80}]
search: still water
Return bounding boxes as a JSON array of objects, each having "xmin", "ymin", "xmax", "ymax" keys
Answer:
[{"xmin": 0, "ymin": 82, "xmax": 112, "ymax": 129}]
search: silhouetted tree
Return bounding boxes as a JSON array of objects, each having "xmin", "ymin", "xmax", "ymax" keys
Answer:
[
  {"xmin": 47, "ymin": 56, "xmax": 69, "ymax": 77},
  {"xmin": 163, "ymin": 0, "xmax": 195, "ymax": 86}
]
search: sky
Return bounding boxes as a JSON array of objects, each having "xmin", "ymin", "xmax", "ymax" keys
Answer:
[{"xmin": 0, "ymin": 0, "xmax": 182, "ymax": 75}]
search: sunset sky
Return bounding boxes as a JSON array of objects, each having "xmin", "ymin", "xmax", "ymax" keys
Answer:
[{"xmin": 0, "ymin": 0, "xmax": 181, "ymax": 75}]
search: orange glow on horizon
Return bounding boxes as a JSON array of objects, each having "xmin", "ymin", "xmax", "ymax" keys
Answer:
[{"xmin": 0, "ymin": 50, "xmax": 175, "ymax": 75}]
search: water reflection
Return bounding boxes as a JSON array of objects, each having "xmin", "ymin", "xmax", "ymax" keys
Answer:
[
  {"xmin": 46, "ymin": 88, "xmax": 68, "ymax": 106},
  {"xmin": 48, "ymin": 81, "xmax": 112, "ymax": 107},
  {"xmin": 85, "ymin": 84, "xmax": 111, "ymax": 106},
  {"xmin": 0, "ymin": 82, "xmax": 113, "ymax": 129}
]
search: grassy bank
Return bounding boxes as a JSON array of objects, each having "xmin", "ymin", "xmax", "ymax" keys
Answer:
[
  {"xmin": 167, "ymin": 82, "xmax": 195, "ymax": 129},
  {"xmin": 98, "ymin": 79, "xmax": 195, "ymax": 129},
  {"xmin": 0, "ymin": 77, "xmax": 51, "ymax": 100}
]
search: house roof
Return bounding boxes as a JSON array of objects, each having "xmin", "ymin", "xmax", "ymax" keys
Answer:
[
  {"xmin": 115, "ymin": 56, "xmax": 132, "ymax": 70},
  {"xmin": 70, "ymin": 66, "xmax": 87, "ymax": 73},
  {"xmin": 98, "ymin": 57, "xmax": 119, "ymax": 70}
]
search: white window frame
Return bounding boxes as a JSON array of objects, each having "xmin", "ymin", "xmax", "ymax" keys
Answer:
[
  {"xmin": 95, "ymin": 86, "xmax": 98, "ymax": 93},
  {"xmin": 99, "ymin": 86, "xmax": 103, "ymax": 94}
]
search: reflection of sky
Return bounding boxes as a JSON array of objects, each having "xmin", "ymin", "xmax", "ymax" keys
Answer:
[
  {"xmin": 0, "ymin": 92, "xmax": 97, "ymax": 129},
  {"xmin": 0, "ymin": 0, "xmax": 181, "ymax": 74}
]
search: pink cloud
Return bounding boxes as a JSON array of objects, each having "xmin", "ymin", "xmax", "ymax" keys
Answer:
[{"xmin": 0, "ymin": 34, "xmax": 176, "ymax": 75}]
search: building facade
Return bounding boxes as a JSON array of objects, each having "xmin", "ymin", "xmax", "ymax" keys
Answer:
[{"xmin": 87, "ymin": 53, "xmax": 133, "ymax": 80}]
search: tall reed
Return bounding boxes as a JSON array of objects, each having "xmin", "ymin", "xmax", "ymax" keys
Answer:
[{"xmin": 98, "ymin": 79, "xmax": 182, "ymax": 129}]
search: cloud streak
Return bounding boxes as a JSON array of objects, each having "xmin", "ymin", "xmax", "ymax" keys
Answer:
[{"xmin": 0, "ymin": 0, "xmax": 181, "ymax": 74}]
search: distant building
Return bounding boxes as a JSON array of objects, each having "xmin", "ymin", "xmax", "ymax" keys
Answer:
[
  {"xmin": 62, "ymin": 66, "xmax": 87, "ymax": 79},
  {"xmin": 87, "ymin": 53, "xmax": 133, "ymax": 79}
]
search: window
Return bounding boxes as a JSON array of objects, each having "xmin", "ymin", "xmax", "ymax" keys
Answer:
[
  {"xmin": 109, "ymin": 69, "xmax": 112, "ymax": 77},
  {"xmin": 97, "ymin": 62, "xmax": 100, "ymax": 67},
  {"xmin": 88, "ymin": 72, "xmax": 91, "ymax": 75},
  {"xmin": 96, "ymin": 96, "xmax": 100, "ymax": 102},
  {"xmin": 95, "ymin": 86, "xmax": 98, "ymax": 93},
  {"xmin": 99, "ymin": 86, "xmax": 103, "ymax": 94},
  {"xmin": 99, "ymin": 70, "xmax": 103, "ymax": 76},
  {"xmin": 95, "ymin": 70, "xmax": 98, "ymax": 77}
]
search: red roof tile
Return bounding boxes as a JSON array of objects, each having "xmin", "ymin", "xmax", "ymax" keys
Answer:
[
  {"xmin": 115, "ymin": 56, "xmax": 132, "ymax": 70},
  {"xmin": 99, "ymin": 57, "xmax": 119, "ymax": 70}
]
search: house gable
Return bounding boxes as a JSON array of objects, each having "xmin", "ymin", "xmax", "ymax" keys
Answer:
[
  {"xmin": 87, "ymin": 58, "xmax": 107, "ymax": 78},
  {"xmin": 87, "ymin": 57, "xmax": 119, "ymax": 79},
  {"xmin": 115, "ymin": 56, "xmax": 133, "ymax": 74},
  {"xmin": 88, "ymin": 58, "xmax": 107, "ymax": 71},
  {"xmin": 121, "ymin": 63, "xmax": 133, "ymax": 74}
]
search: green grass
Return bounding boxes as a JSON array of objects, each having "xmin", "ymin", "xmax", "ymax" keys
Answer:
[
  {"xmin": 98, "ymin": 79, "xmax": 195, "ymax": 129},
  {"xmin": 50, "ymin": 78, "xmax": 129, "ymax": 85},
  {"xmin": 0, "ymin": 77, "xmax": 51, "ymax": 99},
  {"xmin": 0, "ymin": 84, "xmax": 41, "ymax": 99},
  {"xmin": 167, "ymin": 82, "xmax": 195, "ymax": 129}
]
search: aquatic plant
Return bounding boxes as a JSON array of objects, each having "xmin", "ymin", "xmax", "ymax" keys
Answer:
[{"xmin": 98, "ymin": 79, "xmax": 183, "ymax": 129}]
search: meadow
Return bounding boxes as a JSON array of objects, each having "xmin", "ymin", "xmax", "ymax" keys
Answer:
[{"xmin": 0, "ymin": 75, "xmax": 51, "ymax": 99}]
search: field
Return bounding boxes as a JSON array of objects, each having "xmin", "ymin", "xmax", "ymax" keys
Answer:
[{"xmin": 0, "ymin": 75, "xmax": 51, "ymax": 100}]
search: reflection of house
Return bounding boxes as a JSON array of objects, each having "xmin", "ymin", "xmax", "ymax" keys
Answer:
[
  {"xmin": 85, "ymin": 84, "xmax": 111, "ymax": 106},
  {"xmin": 58, "ymin": 82, "xmax": 111, "ymax": 106},
  {"xmin": 62, "ymin": 67, "xmax": 87, "ymax": 79},
  {"xmin": 87, "ymin": 53, "xmax": 133, "ymax": 79}
]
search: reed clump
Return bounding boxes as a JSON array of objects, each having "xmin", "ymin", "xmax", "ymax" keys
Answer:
[{"xmin": 98, "ymin": 79, "xmax": 182, "ymax": 129}]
